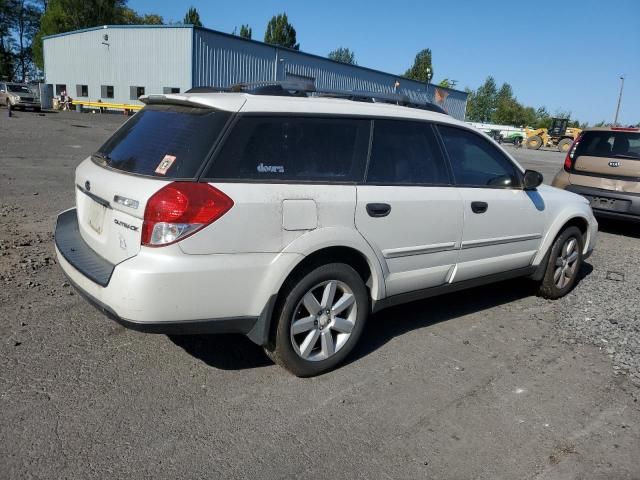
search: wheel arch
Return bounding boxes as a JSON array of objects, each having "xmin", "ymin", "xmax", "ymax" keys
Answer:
[
  {"xmin": 246, "ymin": 228, "xmax": 386, "ymax": 347},
  {"xmin": 532, "ymin": 211, "xmax": 591, "ymax": 269}
]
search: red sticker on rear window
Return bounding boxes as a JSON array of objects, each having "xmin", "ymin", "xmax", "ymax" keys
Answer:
[{"xmin": 155, "ymin": 155, "xmax": 176, "ymax": 175}]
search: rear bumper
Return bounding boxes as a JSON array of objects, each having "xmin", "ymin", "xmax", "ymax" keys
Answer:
[
  {"xmin": 62, "ymin": 271, "xmax": 259, "ymax": 335},
  {"xmin": 54, "ymin": 208, "xmax": 295, "ymax": 343},
  {"xmin": 565, "ymin": 185, "xmax": 640, "ymax": 222}
]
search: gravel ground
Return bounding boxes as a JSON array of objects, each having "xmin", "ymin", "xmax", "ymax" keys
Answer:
[
  {"xmin": 501, "ymin": 144, "xmax": 640, "ymax": 387},
  {"xmin": 1, "ymin": 110, "xmax": 639, "ymax": 479},
  {"xmin": 546, "ymin": 219, "xmax": 640, "ymax": 385}
]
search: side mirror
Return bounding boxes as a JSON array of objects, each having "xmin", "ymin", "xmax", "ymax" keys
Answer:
[{"xmin": 523, "ymin": 169, "xmax": 543, "ymax": 190}]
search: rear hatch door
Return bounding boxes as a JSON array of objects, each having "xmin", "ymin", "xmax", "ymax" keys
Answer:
[{"xmin": 75, "ymin": 102, "xmax": 234, "ymax": 265}]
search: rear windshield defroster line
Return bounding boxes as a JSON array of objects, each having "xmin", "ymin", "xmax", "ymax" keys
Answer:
[{"xmin": 95, "ymin": 104, "xmax": 231, "ymax": 178}]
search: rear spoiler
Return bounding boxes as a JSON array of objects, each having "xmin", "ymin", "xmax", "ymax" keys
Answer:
[
  {"xmin": 139, "ymin": 94, "xmax": 245, "ymax": 113},
  {"xmin": 139, "ymin": 94, "xmax": 212, "ymax": 108}
]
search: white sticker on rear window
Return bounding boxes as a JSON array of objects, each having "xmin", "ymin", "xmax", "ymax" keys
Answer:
[{"xmin": 155, "ymin": 154, "xmax": 176, "ymax": 175}]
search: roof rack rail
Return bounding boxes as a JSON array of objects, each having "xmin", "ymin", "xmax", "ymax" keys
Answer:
[
  {"xmin": 186, "ymin": 81, "xmax": 448, "ymax": 115},
  {"xmin": 185, "ymin": 86, "xmax": 231, "ymax": 93}
]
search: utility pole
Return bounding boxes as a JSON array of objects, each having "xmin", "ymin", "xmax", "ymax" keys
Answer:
[{"xmin": 614, "ymin": 75, "xmax": 625, "ymax": 126}]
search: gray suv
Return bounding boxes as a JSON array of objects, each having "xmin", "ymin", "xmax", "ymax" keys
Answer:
[{"xmin": 0, "ymin": 82, "xmax": 41, "ymax": 111}]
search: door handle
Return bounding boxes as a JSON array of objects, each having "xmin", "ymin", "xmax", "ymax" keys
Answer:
[
  {"xmin": 471, "ymin": 201, "xmax": 488, "ymax": 214},
  {"xmin": 366, "ymin": 203, "xmax": 391, "ymax": 218}
]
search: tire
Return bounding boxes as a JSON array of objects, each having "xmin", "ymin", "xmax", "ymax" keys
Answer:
[
  {"xmin": 526, "ymin": 135, "xmax": 543, "ymax": 150},
  {"xmin": 265, "ymin": 263, "xmax": 369, "ymax": 377},
  {"xmin": 558, "ymin": 138, "xmax": 573, "ymax": 153},
  {"xmin": 537, "ymin": 226, "xmax": 583, "ymax": 299}
]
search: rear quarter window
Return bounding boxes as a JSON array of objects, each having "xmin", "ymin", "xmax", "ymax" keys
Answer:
[
  {"xmin": 206, "ymin": 116, "xmax": 370, "ymax": 182},
  {"xmin": 97, "ymin": 104, "xmax": 230, "ymax": 178}
]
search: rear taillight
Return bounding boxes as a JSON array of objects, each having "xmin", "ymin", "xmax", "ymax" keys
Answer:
[
  {"xmin": 142, "ymin": 182, "xmax": 233, "ymax": 247},
  {"xmin": 564, "ymin": 133, "xmax": 584, "ymax": 172}
]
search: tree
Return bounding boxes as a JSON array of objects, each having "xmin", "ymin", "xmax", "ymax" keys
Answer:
[
  {"xmin": 0, "ymin": 0, "xmax": 16, "ymax": 80},
  {"xmin": 495, "ymin": 83, "xmax": 513, "ymax": 104},
  {"xmin": 264, "ymin": 12, "xmax": 299, "ymax": 50},
  {"xmin": 120, "ymin": 7, "xmax": 163, "ymax": 24},
  {"xmin": 438, "ymin": 78, "xmax": 451, "ymax": 88},
  {"xmin": 12, "ymin": 0, "xmax": 41, "ymax": 81},
  {"xmin": 1, "ymin": 0, "xmax": 41, "ymax": 81},
  {"xmin": 534, "ymin": 106, "xmax": 551, "ymax": 128},
  {"xmin": 328, "ymin": 47, "xmax": 356, "ymax": 65},
  {"xmin": 492, "ymin": 82, "xmax": 517, "ymax": 124},
  {"xmin": 183, "ymin": 6, "xmax": 202, "ymax": 27},
  {"xmin": 403, "ymin": 48, "xmax": 433, "ymax": 83},
  {"xmin": 465, "ymin": 76, "xmax": 497, "ymax": 122},
  {"xmin": 239, "ymin": 24, "xmax": 251, "ymax": 39}
]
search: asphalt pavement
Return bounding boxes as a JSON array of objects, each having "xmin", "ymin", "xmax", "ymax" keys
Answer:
[{"xmin": 1, "ymin": 110, "xmax": 639, "ymax": 479}]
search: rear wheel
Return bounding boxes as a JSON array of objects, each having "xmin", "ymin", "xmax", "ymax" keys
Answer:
[
  {"xmin": 526, "ymin": 135, "xmax": 543, "ymax": 150},
  {"xmin": 265, "ymin": 263, "xmax": 368, "ymax": 377},
  {"xmin": 537, "ymin": 226, "xmax": 583, "ymax": 299},
  {"xmin": 557, "ymin": 138, "xmax": 573, "ymax": 153}
]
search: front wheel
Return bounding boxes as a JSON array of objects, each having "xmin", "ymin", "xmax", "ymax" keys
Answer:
[
  {"xmin": 557, "ymin": 138, "xmax": 573, "ymax": 153},
  {"xmin": 265, "ymin": 263, "xmax": 369, "ymax": 377},
  {"xmin": 537, "ymin": 226, "xmax": 584, "ymax": 299},
  {"xmin": 526, "ymin": 135, "xmax": 543, "ymax": 150}
]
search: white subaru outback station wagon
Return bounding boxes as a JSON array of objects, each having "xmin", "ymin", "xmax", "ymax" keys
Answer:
[{"xmin": 55, "ymin": 84, "xmax": 598, "ymax": 376}]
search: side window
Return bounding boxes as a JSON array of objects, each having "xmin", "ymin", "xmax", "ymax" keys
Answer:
[
  {"xmin": 207, "ymin": 116, "xmax": 369, "ymax": 182},
  {"xmin": 367, "ymin": 120, "xmax": 450, "ymax": 185},
  {"xmin": 438, "ymin": 125, "xmax": 521, "ymax": 188}
]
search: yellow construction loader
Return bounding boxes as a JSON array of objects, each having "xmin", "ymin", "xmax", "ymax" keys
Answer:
[{"xmin": 525, "ymin": 118, "xmax": 582, "ymax": 152}]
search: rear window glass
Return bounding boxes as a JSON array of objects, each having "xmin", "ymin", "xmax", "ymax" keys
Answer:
[
  {"xmin": 576, "ymin": 131, "xmax": 640, "ymax": 159},
  {"xmin": 96, "ymin": 104, "xmax": 230, "ymax": 178},
  {"xmin": 206, "ymin": 116, "xmax": 370, "ymax": 182}
]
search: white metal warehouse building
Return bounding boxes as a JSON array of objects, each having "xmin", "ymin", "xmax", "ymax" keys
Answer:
[{"xmin": 43, "ymin": 25, "xmax": 468, "ymax": 119}]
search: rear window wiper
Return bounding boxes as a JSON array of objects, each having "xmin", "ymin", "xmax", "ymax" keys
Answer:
[{"xmin": 612, "ymin": 154, "xmax": 640, "ymax": 160}]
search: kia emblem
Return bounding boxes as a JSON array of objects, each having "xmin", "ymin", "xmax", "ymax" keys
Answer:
[
  {"xmin": 608, "ymin": 161, "xmax": 621, "ymax": 168},
  {"xmin": 85, "ymin": 180, "xmax": 91, "ymax": 191}
]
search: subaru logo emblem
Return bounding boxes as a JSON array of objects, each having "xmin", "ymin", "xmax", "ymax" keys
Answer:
[
  {"xmin": 85, "ymin": 180, "xmax": 91, "ymax": 191},
  {"xmin": 608, "ymin": 161, "xmax": 621, "ymax": 168}
]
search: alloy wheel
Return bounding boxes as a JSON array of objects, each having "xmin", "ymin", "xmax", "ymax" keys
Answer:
[
  {"xmin": 554, "ymin": 237, "xmax": 579, "ymax": 289},
  {"xmin": 290, "ymin": 280, "xmax": 357, "ymax": 361}
]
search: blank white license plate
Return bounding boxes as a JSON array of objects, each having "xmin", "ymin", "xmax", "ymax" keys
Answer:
[{"xmin": 88, "ymin": 200, "xmax": 106, "ymax": 234}]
